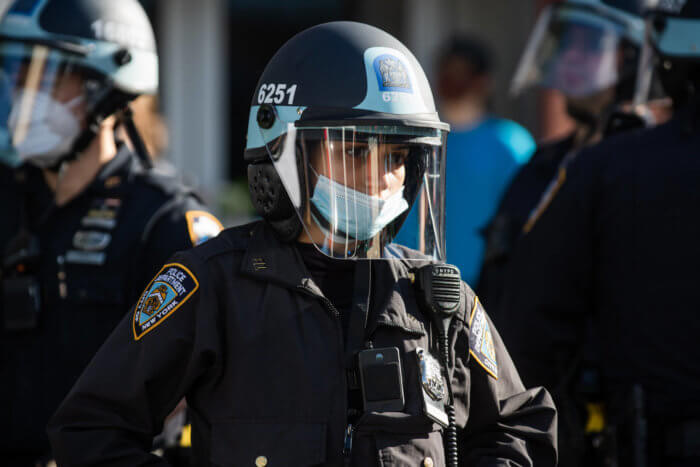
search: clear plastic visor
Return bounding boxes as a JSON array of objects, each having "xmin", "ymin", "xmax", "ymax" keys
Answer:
[
  {"xmin": 511, "ymin": 6, "xmax": 627, "ymax": 98},
  {"xmin": 0, "ymin": 41, "xmax": 90, "ymax": 166},
  {"xmin": 259, "ymin": 121, "xmax": 447, "ymax": 261}
]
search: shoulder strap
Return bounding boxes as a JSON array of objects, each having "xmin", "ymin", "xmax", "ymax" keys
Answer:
[{"xmin": 139, "ymin": 192, "xmax": 190, "ymax": 247}]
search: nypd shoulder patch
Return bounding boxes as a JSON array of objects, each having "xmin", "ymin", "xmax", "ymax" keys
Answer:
[
  {"xmin": 468, "ymin": 297, "xmax": 498, "ymax": 379},
  {"xmin": 186, "ymin": 210, "xmax": 223, "ymax": 246},
  {"xmin": 133, "ymin": 263, "xmax": 199, "ymax": 340}
]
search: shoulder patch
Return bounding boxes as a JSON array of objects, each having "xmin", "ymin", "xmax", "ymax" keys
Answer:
[
  {"xmin": 186, "ymin": 210, "xmax": 223, "ymax": 246},
  {"xmin": 468, "ymin": 297, "xmax": 498, "ymax": 379},
  {"xmin": 133, "ymin": 263, "xmax": 199, "ymax": 340}
]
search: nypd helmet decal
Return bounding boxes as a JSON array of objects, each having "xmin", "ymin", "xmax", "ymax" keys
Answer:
[
  {"xmin": 373, "ymin": 54, "xmax": 412, "ymax": 93},
  {"xmin": 355, "ymin": 47, "xmax": 428, "ymax": 114},
  {"xmin": 133, "ymin": 263, "xmax": 198, "ymax": 340}
]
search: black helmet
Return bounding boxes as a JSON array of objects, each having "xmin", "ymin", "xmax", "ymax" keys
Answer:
[
  {"xmin": 245, "ymin": 21, "xmax": 449, "ymax": 261},
  {"xmin": 0, "ymin": 0, "xmax": 157, "ymax": 168},
  {"xmin": 647, "ymin": 0, "xmax": 700, "ymax": 104}
]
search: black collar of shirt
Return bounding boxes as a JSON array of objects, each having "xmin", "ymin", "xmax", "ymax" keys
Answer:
[{"xmin": 239, "ymin": 221, "xmax": 429, "ymax": 335}]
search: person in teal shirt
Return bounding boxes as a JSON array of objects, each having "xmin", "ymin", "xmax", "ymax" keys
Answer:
[{"xmin": 397, "ymin": 36, "xmax": 535, "ymax": 284}]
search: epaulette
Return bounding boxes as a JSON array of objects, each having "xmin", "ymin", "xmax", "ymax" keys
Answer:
[
  {"xmin": 194, "ymin": 222, "xmax": 259, "ymax": 262},
  {"xmin": 136, "ymin": 169, "xmax": 201, "ymax": 202},
  {"xmin": 136, "ymin": 169, "xmax": 212, "ymax": 246}
]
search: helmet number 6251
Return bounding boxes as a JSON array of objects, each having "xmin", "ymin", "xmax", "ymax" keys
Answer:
[{"xmin": 258, "ymin": 83, "xmax": 297, "ymax": 105}]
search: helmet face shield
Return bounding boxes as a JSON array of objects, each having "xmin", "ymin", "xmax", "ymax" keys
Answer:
[
  {"xmin": 0, "ymin": 41, "xmax": 93, "ymax": 167},
  {"xmin": 256, "ymin": 110, "xmax": 446, "ymax": 260},
  {"xmin": 511, "ymin": 4, "xmax": 637, "ymax": 98}
]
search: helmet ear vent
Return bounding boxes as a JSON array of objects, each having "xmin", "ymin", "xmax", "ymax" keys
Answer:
[
  {"xmin": 257, "ymin": 104, "xmax": 276, "ymax": 129},
  {"xmin": 652, "ymin": 16, "xmax": 667, "ymax": 34},
  {"xmin": 113, "ymin": 48, "xmax": 132, "ymax": 66},
  {"xmin": 247, "ymin": 162, "xmax": 295, "ymax": 220}
]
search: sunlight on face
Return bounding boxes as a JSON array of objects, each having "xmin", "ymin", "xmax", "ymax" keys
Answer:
[{"xmin": 312, "ymin": 137, "xmax": 408, "ymax": 199}]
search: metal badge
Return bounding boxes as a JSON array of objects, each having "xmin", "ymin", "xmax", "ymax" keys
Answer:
[
  {"xmin": 416, "ymin": 347, "xmax": 449, "ymax": 427},
  {"xmin": 418, "ymin": 347, "xmax": 446, "ymax": 401}
]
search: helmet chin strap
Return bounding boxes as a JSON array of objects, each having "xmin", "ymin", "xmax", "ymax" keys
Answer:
[
  {"xmin": 116, "ymin": 105, "xmax": 152, "ymax": 169},
  {"xmin": 44, "ymin": 86, "xmax": 148, "ymax": 173}
]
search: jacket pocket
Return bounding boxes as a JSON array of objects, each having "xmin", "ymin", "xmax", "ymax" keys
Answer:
[
  {"xmin": 210, "ymin": 419, "xmax": 327, "ymax": 466},
  {"xmin": 374, "ymin": 430, "xmax": 445, "ymax": 467}
]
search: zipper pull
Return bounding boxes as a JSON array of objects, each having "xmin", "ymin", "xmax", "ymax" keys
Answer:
[{"xmin": 342, "ymin": 423, "xmax": 354, "ymax": 458}]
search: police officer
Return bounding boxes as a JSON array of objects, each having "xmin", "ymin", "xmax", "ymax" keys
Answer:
[
  {"xmin": 478, "ymin": 0, "xmax": 653, "ymax": 315},
  {"xmin": 47, "ymin": 22, "xmax": 557, "ymax": 466},
  {"xmin": 497, "ymin": 2, "xmax": 700, "ymax": 466},
  {"xmin": 0, "ymin": 0, "xmax": 222, "ymax": 464}
]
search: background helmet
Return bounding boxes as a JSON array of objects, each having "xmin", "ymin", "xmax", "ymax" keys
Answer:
[
  {"xmin": 245, "ymin": 21, "xmax": 449, "ymax": 261},
  {"xmin": 646, "ymin": 0, "xmax": 700, "ymax": 105},
  {"xmin": 0, "ymin": 0, "xmax": 158, "ymax": 167},
  {"xmin": 511, "ymin": 0, "xmax": 646, "ymax": 100}
]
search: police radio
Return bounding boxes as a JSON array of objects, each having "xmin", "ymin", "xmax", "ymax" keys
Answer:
[{"xmin": 414, "ymin": 263, "xmax": 462, "ymax": 467}]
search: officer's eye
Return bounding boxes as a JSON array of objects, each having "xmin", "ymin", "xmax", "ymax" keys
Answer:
[
  {"xmin": 344, "ymin": 145, "xmax": 370, "ymax": 159},
  {"xmin": 386, "ymin": 150, "xmax": 408, "ymax": 169}
]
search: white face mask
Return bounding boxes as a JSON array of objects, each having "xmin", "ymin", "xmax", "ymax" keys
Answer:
[
  {"xmin": 7, "ymin": 90, "xmax": 84, "ymax": 168},
  {"xmin": 310, "ymin": 173, "xmax": 409, "ymax": 241}
]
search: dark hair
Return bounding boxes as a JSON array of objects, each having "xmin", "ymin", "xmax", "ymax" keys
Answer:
[{"xmin": 438, "ymin": 35, "xmax": 493, "ymax": 76}]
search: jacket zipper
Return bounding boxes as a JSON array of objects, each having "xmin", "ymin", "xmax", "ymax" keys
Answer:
[{"xmin": 296, "ymin": 285, "xmax": 353, "ymax": 460}]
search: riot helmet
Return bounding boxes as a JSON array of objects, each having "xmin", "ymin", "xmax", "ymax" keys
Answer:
[
  {"xmin": 511, "ymin": 0, "xmax": 646, "ymax": 100},
  {"xmin": 245, "ymin": 21, "xmax": 449, "ymax": 261},
  {"xmin": 0, "ymin": 0, "xmax": 158, "ymax": 168},
  {"xmin": 646, "ymin": 0, "xmax": 700, "ymax": 105}
]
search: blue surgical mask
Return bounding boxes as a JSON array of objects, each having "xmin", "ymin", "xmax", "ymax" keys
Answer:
[{"xmin": 310, "ymin": 174, "xmax": 409, "ymax": 241}]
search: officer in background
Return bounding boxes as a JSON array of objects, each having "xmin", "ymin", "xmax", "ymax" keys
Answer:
[
  {"xmin": 424, "ymin": 36, "xmax": 536, "ymax": 286},
  {"xmin": 48, "ymin": 22, "xmax": 557, "ymax": 466},
  {"xmin": 498, "ymin": 1, "xmax": 700, "ymax": 466},
  {"xmin": 396, "ymin": 35, "xmax": 536, "ymax": 286},
  {"xmin": 0, "ymin": 0, "xmax": 222, "ymax": 465},
  {"xmin": 478, "ymin": 0, "xmax": 654, "ymax": 315}
]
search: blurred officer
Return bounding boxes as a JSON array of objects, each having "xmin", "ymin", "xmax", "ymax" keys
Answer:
[
  {"xmin": 48, "ymin": 22, "xmax": 557, "ymax": 466},
  {"xmin": 497, "ymin": 1, "xmax": 700, "ymax": 466},
  {"xmin": 478, "ymin": 0, "xmax": 652, "ymax": 316},
  {"xmin": 397, "ymin": 36, "xmax": 536, "ymax": 285},
  {"xmin": 0, "ymin": 0, "xmax": 222, "ymax": 465}
]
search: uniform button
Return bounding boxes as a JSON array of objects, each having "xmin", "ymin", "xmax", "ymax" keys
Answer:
[
  {"xmin": 423, "ymin": 457, "xmax": 434, "ymax": 467},
  {"xmin": 255, "ymin": 456, "xmax": 268, "ymax": 466}
]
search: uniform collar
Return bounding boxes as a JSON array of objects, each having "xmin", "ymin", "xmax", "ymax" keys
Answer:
[
  {"xmin": 84, "ymin": 144, "xmax": 139, "ymax": 195},
  {"xmin": 369, "ymin": 260, "xmax": 427, "ymax": 335},
  {"xmin": 239, "ymin": 222, "xmax": 310, "ymax": 289},
  {"xmin": 239, "ymin": 221, "xmax": 427, "ymax": 335}
]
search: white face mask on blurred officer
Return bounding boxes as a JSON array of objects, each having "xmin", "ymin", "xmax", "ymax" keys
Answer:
[
  {"xmin": 8, "ymin": 89, "xmax": 84, "ymax": 168},
  {"xmin": 0, "ymin": 43, "xmax": 92, "ymax": 169}
]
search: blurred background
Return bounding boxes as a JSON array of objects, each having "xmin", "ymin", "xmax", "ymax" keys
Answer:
[{"xmin": 131, "ymin": 0, "xmax": 575, "ymax": 226}]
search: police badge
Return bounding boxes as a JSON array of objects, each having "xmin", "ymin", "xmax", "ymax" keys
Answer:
[{"xmin": 416, "ymin": 347, "xmax": 449, "ymax": 427}]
